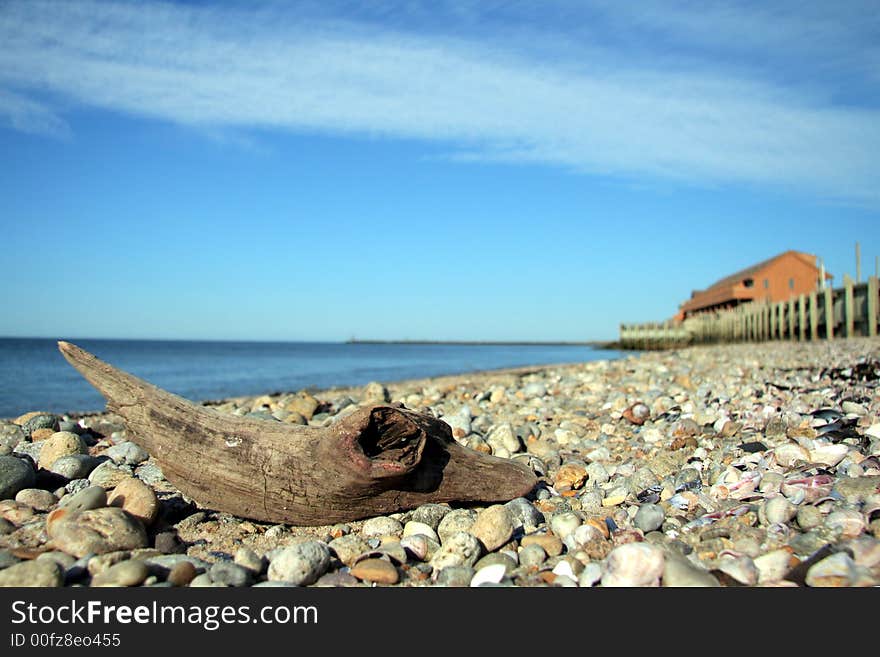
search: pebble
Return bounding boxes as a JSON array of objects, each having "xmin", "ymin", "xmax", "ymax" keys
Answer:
[
  {"xmin": 267, "ymin": 541, "xmax": 331, "ymax": 585},
  {"xmin": 37, "ymin": 432, "xmax": 88, "ymax": 470},
  {"xmin": 107, "ymin": 476, "xmax": 160, "ymax": 526},
  {"xmin": 805, "ymin": 551, "xmax": 857, "ymax": 587},
  {"xmin": 473, "ymin": 552, "xmax": 517, "ymax": 574},
  {"xmin": 105, "ymin": 441, "xmax": 150, "ymax": 466},
  {"xmin": 350, "ymin": 558, "xmax": 399, "ymax": 584},
  {"xmin": 0, "ymin": 424, "xmax": 25, "ymax": 454},
  {"xmin": 167, "ymin": 561, "xmax": 197, "ymax": 586},
  {"xmin": 437, "ymin": 509, "xmax": 476, "ymax": 543},
  {"xmin": 47, "ymin": 507, "xmax": 148, "ymax": 558},
  {"xmin": 430, "ymin": 531, "xmax": 482, "ymax": 571},
  {"xmin": 601, "ymin": 543, "xmax": 665, "ymax": 587},
  {"xmin": 0, "ymin": 559, "xmax": 63, "ymax": 587},
  {"xmin": 662, "ymin": 554, "xmax": 720, "ymax": 587},
  {"xmin": 361, "ymin": 516, "xmax": 403, "ymax": 538},
  {"xmin": 88, "ymin": 461, "xmax": 133, "ymax": 489},
  {"xmin": 433, "ymin": 566, "xmax": 475, "ymax": 587},
  {"xmin": 363, "ymin": 381, "xmax": 390, "ymax": 403},
  {"xmin": 60, "ymin": 485, "xmax": 108, "ymax": 512},
  {"xmin": 0, "ymin": 549, "xmax": 21, "ymax": 568},
  {"xmin": 49, "ymin": 454, "xmax": 100, "ymax": 480},
  {"xmin": 470, "ymin": 505, "xmax": 514, "ymax": 551},
  {"xmin": 633, "ymin": 503, "xmax": 665, "ymax": 532},
  {"xmin": 210, "ymin": 561, "xmax": 253, "ymax": 587},
  {"xmin": 402, "ymin": 521, "xmax": 440, "ymax": 543},
  {"xmin": 329, "ymin": 535, "xmax": 371, "ymax": 566},
  {"xmin": 0, "ymin": 455, "xmax": 36, "ymax": 499},
  {"xmin": 549, "ymin": 511, "xmax": 582, "ymax": 539},
  {"xmin": 90, "ymin": 559, "xmax": 149, "ymax": 587},
  {"xmin": 471, "ymin": 563, "xmax": 507, "ymax": 587},
  {"xmin": 234, "ymin": 547, "xmax": 266, "ymax": 573},
  {"xmin": 20, "ymin": 413, "xmax": 60, "ymax": 437},
  {"xmin": 15, "ymin": 488, "xmax": 57, "ymax": 511},
  {"xmin": 410, "ymin": 504, "xmax": 451, "ymax": 529},
  {"xmin": 763, "ymin": 496, "xmax": 797, "ymax": 525},
  {"xmin": 0, "ymin": 518, "xmax": 13, "ymax": 535},
  {"xmin": 504, "ymin": 497, "xmax": 544, "ymax": 531},
  {"xmin": 314, "ymin": 572, "xmax": 360, "ymax": 587},
  {"xmin": 518, "ymin": 544, "xmax": 547, "ymax": 568},
  {"xmin": 521, "ymin": 533, "xmax": 564, "ymax": 557},
  {"xmin": 796, "ymin": 505, "xmax": 824, "ymax": 531}
]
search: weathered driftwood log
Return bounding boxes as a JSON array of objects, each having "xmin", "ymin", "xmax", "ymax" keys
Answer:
[{"xmin": 58, "ymin": 341, "xmax": 537, "ymax": 525}]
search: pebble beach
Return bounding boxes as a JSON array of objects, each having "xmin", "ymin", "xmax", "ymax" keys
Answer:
[{"xmin": 1, "ymin": 338, "xmax": 879, "ymax": 588}]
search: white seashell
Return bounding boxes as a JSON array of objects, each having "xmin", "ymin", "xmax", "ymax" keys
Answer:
[
  {"xmin": 865, "ymin": 423, "xmax": 880, "ymax": 440},
  {"xmin": 601, "ymin": 543, "xmax": 665, "ymax": 587},
  {"xmin": 399, "ymin": 535, "xmax": 429, "ymax": 561},
  {"xmin": 715, "ymin": 555, "xmax": 758, "ymax": 586},
  {"xmin": 773, "ymin": 443, "xmax": 811, "ymax": 467},
  {"xmin": 805, "ymin": 552, "xmax": 856, "ymax": 587},
  {"xmin": 825, "ymin": 509, "xmax": 866, "ymax": 539},
  {"xmin": 470, "ymin": 564, "xmax": 507, "ymax": 587},
  {"xmin": 563, "ymin": 524, "xmax": 604, "ymax": 551},
  {"xmin": 552, "ymin": 560, "xmax": 576, "ymax": 580},
  {"xmin": 809, "ymin": 444, "xmax": 849, "ymax": 467},
  {"xmin": 753, "ymin": 549, "xmax": 794, "ymax": 583},
  {"xmin": 402, "ymin": 521, "xmax": 440, "ymax": 543},
  {"xmin": 846, "ymin": 536, "xmax": 880, "ymax": 568},
  {"xmin": 762, "ymin": 496, "xmax": 797, "ymax": 525}
]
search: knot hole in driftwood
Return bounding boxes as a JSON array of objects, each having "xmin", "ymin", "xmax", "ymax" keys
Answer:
[{"xmin": 359, "ymin": 407, "xmax": 427, "ymax": 474}]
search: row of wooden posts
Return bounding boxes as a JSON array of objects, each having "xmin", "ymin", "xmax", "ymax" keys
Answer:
[{"xmin": 619, "ymin": 275, "xmax": 880, "ymax": 350}]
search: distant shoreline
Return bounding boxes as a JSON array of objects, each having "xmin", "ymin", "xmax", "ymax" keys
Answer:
[{"xmin": 346, "ymin": 339, "xmax": 609, "ymax": 347}]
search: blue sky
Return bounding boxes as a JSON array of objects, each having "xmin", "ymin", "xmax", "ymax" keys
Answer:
[{"xmin": 1, "ymin": 0, "xmax": 878, "ymax": 342}]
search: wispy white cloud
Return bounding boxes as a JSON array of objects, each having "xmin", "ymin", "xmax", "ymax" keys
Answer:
[
  {"xmin": 1, "ymin": 0, "xmax": 878, "ymax": 204},
  {"xmin": 0, "ymin": 88, "xmax": 69, "ymax": 137}
]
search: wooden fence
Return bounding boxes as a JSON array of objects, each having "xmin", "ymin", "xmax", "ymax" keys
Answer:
[{"xmin": 619, "ymin": 275, "xmax": 879, "ymax": 350}]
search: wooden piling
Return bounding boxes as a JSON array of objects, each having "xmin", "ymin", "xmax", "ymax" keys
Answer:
[
  {"xmin": 868, "ymin": 276, "xmax": 878, "ymax": 338},
  {"xmin": 809, "ymin": 290, "xmax": 818, "ymax": 341},
  {"xmin": 824, "ymin": 285, "xmax": 834, "ymax": 339},
  {"xmin": 798, "ymin": 294, "xmax": 806, "ymax": 341},
  {"xmin": 844, "ymin": 275, "xmax": 854, "ymax": 338}
]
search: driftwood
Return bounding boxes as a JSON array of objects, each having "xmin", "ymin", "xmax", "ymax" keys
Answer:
[{"xmin": 58, "ymin": 341, "xmax": 537, "ymax": 525}]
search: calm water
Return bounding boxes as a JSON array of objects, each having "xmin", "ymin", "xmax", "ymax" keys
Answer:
[{"xmin": 0, "ymin": 338, "xmax": 623, "ymax": 418}]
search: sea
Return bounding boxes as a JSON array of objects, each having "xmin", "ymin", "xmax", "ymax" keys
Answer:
[{"xmin": 0, "ymin": 338, "xmax": 624, "ymax": 418}]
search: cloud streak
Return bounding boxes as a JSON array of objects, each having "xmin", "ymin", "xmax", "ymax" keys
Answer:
[{"xmin": 1, "ymin": 0, "xmax": 878, "ymax": 203}]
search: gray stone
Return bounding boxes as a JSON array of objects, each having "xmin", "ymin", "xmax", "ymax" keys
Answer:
[
  {"xmin": 59, "ymin": 485, "xmax": 107, "ymax": 512},
  {"xmin": 411, "ymin": 504, "xmax": 452, "ymax": 530},
  {"xmin": 437, "ymin": 509, "xmax": 476, "ymax": 543},
  {"xmin": 88, "ymin": 461, "xmax": 133, "ymax": 489},
  {"xmin": 361, "ymin": 516, "xmax": 403, "ymax": 538},
  {"xmin": 549, "ymin": 511, "xmax": 582, "ymax": 539},
  {"xmin": 21, "ymin": 414, "xmax": 60, "ymax": 438},
  {"xmin": 13, "ymin": 441, "xmax": 42, "ymax": 463},
  {"xmin": 518, "ymin": 544, "xmax": 547, "ymax": 567},
  {"xmin": 14, "ymin": 488, "xmax": 57, "ymax": 511},
  {"xmin": 433, "ymin": 565, "xmax": 475, "ymax": 587},
  {"xmin": 797, "ymin": 505, "xmax": 824, "ymax": 531},
  {"xmin": 471, "ymin": 505, "xmax": 515, "ymax": 551},
  {"xmin": 91, "ymin": 559, "xmax": 149, "ymax": 587},
  {"xmin": 585, "ymin": 462, "xmax": 610, "ymax": 485},
  {"xmin": 267, "ymin": 541, "xmax": 331, "ymax": 585},
  {"xmin": 634, "ymin": 504, "xmax": 666, "ymax": 533},
  {"xmin": 36, "ymin": 551, "xmax": 76, "ymax": 570},
  {"xmin": 674, "ymin": 468, "xmax": 702, "ymax": 491},
  {"xmin": 49, "ymin": 454, "xmax": 100, "ymax": 480},
  {"xmin": 189, "ymin": 573, "xmax": 223, "ymax": 587},
  {"xmin": 486, "ymin": 423, "xmax": 522, "ymax": 453},
  {"xmin": 662, "ymin": 554, "xmax": 720, "ymax": 587},
  {"xmin": 504, "ymin": 497, "xmax": 545, "ymax": 531},
  {"xmin": 314, "ymin": 572, "xmax": 360, "ymax": 587},
  {"xmin": 627, "ymin": 467, "xmax": 660, "ymax": 494},
  {"xmin": 65, "ymin": 479, "xmax": 92, "ymax": 495},
  {"xmin": 0, "ymin": 559, "xmax": 63, "ymax": 587},
  {"xmin": 0, "ymin": 423, "xmax": 26, "ymax": 454},
  {"xmin": 48, "ymin": 507, "xmax": 148, "ymax": 557},
  {"xmin": 210, "ymin": 561, "xmax": 253, "ymax": 587},
  {"xmin": 0, "ymin": 518, "xmax": 14, "ymax": 535},
  {"xmin": 430, "ymin": 531, "xmax": 482, "ymax": 571},
  {"xmin": 0, "ymin": 549, "xmax": 22, "ymax": 569},
  {"xmin": 329, "ymin": 534, "xmax": 371, "ymax": 567},
  {"xmin": 0, "ymin": 455, "xmax": 36, "ymax": 499},
  {"xmin": 57, "ymin": 420, "xmax": 84, "ymax": 434},
  {"xmin": 134, "ymin": 463, "xmax": 166, "ymax": 486},
  {"xmin": 234, "ymin": 547, "xmax": 266, "ymax": 573},
  {"xmin": 144, "ymin": 554, "xmax": 210, "ymax": 574},
  {"xmin": 105, "ymin": 442, "xmax": 150, "ymax": 466},
  {"xmin": 473, "ymin": 552, "xmax": 517, "ymax": 574}
]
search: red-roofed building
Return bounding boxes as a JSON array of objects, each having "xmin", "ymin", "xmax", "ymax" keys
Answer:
[{"xmin": 677, "ymin": 250, "xmax": 832, "ymax": 320}]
